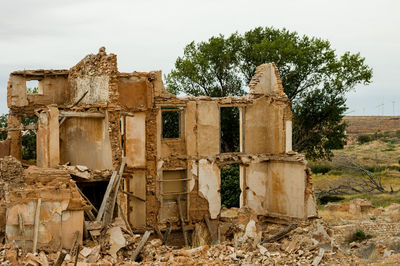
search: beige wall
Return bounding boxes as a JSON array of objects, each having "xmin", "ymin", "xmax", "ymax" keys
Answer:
[
  {"xmin": 245, "ymin": 97, "xmax": 285, "ymax": 154},
  {"xmin": 126, "ymin": 113, "xmax": 146, "ymax": 168},
  {"xmin": 60, "ymin": 117, "xmax": 113, "ymax": 169},
  {"xmin": 197, "ymin": 101, "xmax": 220, "ymax": 156},
  {"xmin": 198, "ymin": 159, "xmax": 220, "ymax": 219}
]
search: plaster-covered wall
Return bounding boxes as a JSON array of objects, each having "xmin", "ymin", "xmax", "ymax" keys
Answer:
[
  {"xmin": 59, "ymin": 117, "xmax": 113, "ymax": 169},
  {"xmin": 126, "ymin": 113, "xmax": 146, "ymax": 168},
  {"xmin": 118, "ymin": 76, "xmax": 152, "ymax": 109},
  {"xmin": 198, "ymin": 159, "xmax": 220, "ymax": 219},
  {"xmin": 245, "ymin": 97, "xmax": 286, "ymax": 154},
  {"xmin": 265, "ymin": 161, "xmax": 307, "ymax": 219},
  {"xmin": 197, "ymin": 101, "xmax": 219, "ymax": 156}
]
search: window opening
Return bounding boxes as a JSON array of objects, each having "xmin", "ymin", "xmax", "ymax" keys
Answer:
[
  {"xmin": 221, "ymin": 164, "xmax": 240, "ymax": 208},
  {"xmin": 220, "ymin": 107, "xmax": 240, "ymax": 153},
  {"xmin": 26, "ymin": 80, "xmax": 42, "ymax": 94},
  {"xmin": 162, "ymin": 107, "xmax": 181, "ymax": 138},
  {"xmin": 21, "ymin": 115, "xmax": 38, "ymax": 163}
]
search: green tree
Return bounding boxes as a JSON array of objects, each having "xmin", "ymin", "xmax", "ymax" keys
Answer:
[
  {"xmin": 1, "ymin": 87, "xmax": 38, "ymax": 161},
  {"xmin": 221, "ymin": 164, "xmax": 240, "ymax": 208},
  {"xmin": 166, "ymin": 27, "xmax": 372, "ymax": 159},
  {"xmin": 0, "ymin": 113, "xmax": 8, "ymax": 140}
]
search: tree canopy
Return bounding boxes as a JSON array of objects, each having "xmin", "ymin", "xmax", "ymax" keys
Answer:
[{"xmin": 166, "ymin": 27, "xmax": 373, "ymax": 159}]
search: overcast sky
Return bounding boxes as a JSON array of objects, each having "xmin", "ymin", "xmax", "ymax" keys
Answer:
[{"xmin": 0, "ymin": 0, "xmax": 399, "ymax": 116}]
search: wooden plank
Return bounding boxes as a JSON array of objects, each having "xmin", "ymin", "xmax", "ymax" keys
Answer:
[
  {"xmin": 74, "ymin": 183, "xmax": 97, "ymax": 220},
  {"xmin": 96, "ymin": 171, "xmax": 118, "ymax": 221},
  {"xmin": 32, "ymin": 198, "xmax": 41, "ymax": 253},
  {"xmin": 54, "ymin": 250, "xmax": 68, "ymax": 266},
  {"xmin": 162, "ymin": 222, "xmax": 172, "ymax": 245},
  {"xmin": 59, "ymin": 111, "xmax": 105, "ymax": 118},
  {"xmin": 131, "ymin": 231, "xmax": 151, "ymax": 261},
  {"xmin": 261, "ymin": 223, "xmax": 296, "ymax": 243},
  {"xmin": 122, "ymin": 190, "xmax": 145, "ymax": 201},
  {"xmin": 102, "ymin": 158, "xmax": 126, "ymax": 227},
  {"xmin": 118, "ymin": 203, "xmax": 134, "ymax": 236},
  {"xmin": 70, "ymin": 231, "xmax": 80, "ymax": 257},
  {"xmin": 154, "ymin": 224, "xmax": 163, "ymax": 240},
  {"xmin": 71, "ymin": 91, "xmax": 88, "ymax": 108}
]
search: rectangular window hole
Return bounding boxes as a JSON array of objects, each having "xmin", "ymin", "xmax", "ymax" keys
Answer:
[
  {"xmin": 162, "ymin": 107, "xmax": 181, "ymax": 139},
  {"xmin": 26, "ymin": 80, "xmax": 42, "ymax": 94},
  {"xmin": 220, "ymin": 107, "xmax": 240, "ymax": 153},
  {"xmin": 221, "ymin": 164, "xmax": 240, "ymax": 208},
  {"xmin": 21, "ymin": 115, "xmax": 38, "ymax": 163}
]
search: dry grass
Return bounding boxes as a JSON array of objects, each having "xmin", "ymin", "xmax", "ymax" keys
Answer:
[{"xmin": 312, "ymin": 136, "xmax": 400, "ymax": 206}]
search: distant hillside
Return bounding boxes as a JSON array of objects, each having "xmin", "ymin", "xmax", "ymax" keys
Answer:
[{"xmin": 344, "ymin": 116, "xmax": 400, "ymax": 135}]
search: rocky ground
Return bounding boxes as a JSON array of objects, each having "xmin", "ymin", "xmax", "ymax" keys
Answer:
[{"xmin": 1, "ymin": 199, "xmax": 399, "ymax": 265}]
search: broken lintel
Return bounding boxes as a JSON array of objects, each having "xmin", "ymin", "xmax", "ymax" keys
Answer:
[{"xmin": 59, "ymin": 111, "xmax": 105, "ymax": 118}]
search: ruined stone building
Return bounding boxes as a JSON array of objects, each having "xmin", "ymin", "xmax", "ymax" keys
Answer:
[{"xmin": 0, "ymin": 48, "xmax": 317, "ymax": 250}]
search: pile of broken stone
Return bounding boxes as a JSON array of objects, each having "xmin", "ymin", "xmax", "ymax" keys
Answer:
[
  {"xmin": 1, "ymin": 156, "xmax": 399, "ymax": 265},
  {"xmin": 0, "ymin": 208, "xmax": 362, "ymax": 265}
]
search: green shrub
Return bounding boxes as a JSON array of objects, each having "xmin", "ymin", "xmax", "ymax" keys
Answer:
[
  {"xmin": 349, "ymin": 230, "xmax": 373, "ymax": 242},
  {"xmin": 318, "ymin": 195, "xmax": 344, "ymax": 205},
  {"xmin": 357, "ymin": 135, "xmax": 372, "ymax": 144},
  {"xmin": 310, "ymin": 165, "xmax": 331, "ymax": 174},
  {"xmin": 221, "ymin": 164, "xmax": 240, "ymax": 208}
]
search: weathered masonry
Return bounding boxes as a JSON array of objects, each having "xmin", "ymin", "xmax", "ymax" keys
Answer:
[{"xmin": 1, "ymin": 48, "xmax": 317, "ymax": 238}]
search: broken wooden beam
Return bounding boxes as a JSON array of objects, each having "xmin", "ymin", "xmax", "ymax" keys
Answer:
[
  {"xmin": 162, "ymin": 221, "xmax": 172, "ymax": 245},
  {"xmin": 122, "ymin": 190, "xmax": 146, "ymax": 201},
  {"xmin": 118, "ymin": 203, "xmax": 134, "ymax": 236},
  {"xmin": 74, "ymin": 183, "xmax": 97, "ymax": 220},
  {"xmin": 154, "ymin": 224, "xmax": 163, "ymax": 240},
  {"xmin": 204, "ymin": 214, "xmax": 217, "ymax": 244},
  {"xmin": 96, "ymin": 171, "xmax": 118, "ymax": 221},
  {"xmin": 54, "ymin": 250, "xmax": 68, "ymax": 266},
  {"xmin": 102, "ymin": 157, "xmax": 126, "ymax": 227},
  {"xmin": 262, "ymin": 223, "xmax": 297, "ymax": 243},
  {"xmin": 131, "ymin": 231, "xmax": 151, "ymax": 261},
  {"xmin": 32, "ymin": 198, "xmax": 41, "ymax": 253},
  {"xmin": 0, "ymin": 124, "xmax": 38, "ymax": 132},
  {"xmin": 59, "ymin": 111, "xmax": 105, "ymax": 118},
  {"xmin": 177, "ymin": 196, "xmax": 189, "ymax": 246}
]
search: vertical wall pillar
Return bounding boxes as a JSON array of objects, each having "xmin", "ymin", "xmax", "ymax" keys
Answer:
[
  {"xmin": 37, "ymin": 111, "xmax": 49, "ymax": 167},
  {"xmin": 285, "ymin": 121, "xmax": 292, "ymax": 153},
  {"xmin": 37, "ymin": 106, "xmax": 59, "ymax": 168},
  {"xmin": 48, "ymin": 106, "xmax": 59, "ymax": 167},
  {"xmin": 7, "ymin": 113, "xmax": 22, "ymax": 161}
]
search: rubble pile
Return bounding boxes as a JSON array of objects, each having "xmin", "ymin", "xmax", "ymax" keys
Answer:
[{"xmin": 1, "ymin": 199, "xmax": 400, "ymax": 264}]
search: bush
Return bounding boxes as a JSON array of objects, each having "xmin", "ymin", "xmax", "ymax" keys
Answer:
[
  {"xmin": 221, "ymin": 164, "xmax": 240, "ymax": 208},
  {"xmin": 349, "ymin": 229, "xmax": 373, "ymax": 242},
  {"xmin": 318, "ymin": 195, "xmax": 344, "ymax": 205},
  {"xmin": 357, "ymin": 135, "xmax": 372, "ymax": 144},
  {"xmin": 310, "ymin": 165, "xmax": 331, "ymax": 174}
]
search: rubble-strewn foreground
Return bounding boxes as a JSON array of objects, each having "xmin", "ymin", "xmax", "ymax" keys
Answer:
[{"xmin": 0, "ymin": 156, "xmax": 399, "ymax": 265}]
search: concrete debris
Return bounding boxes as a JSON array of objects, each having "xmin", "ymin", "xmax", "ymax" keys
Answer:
[{"xmin": 107, "ymin": 226, "xmax": 127, "ymax": 258}]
